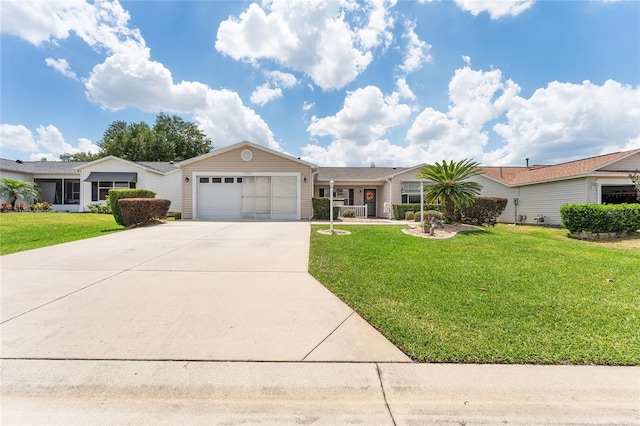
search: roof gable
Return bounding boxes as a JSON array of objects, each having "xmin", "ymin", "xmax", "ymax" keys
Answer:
[{"xmin": 178, "ymin": 141, "xmax": 317, "ymax": 169}]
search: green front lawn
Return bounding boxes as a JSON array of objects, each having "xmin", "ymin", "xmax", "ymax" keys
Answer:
[
  {"xmin": 0, "ymin": 213, "xmax": 123, "ymax": 255},
  {"xmin": 309, "ymin": 225, "xmax": 640, "ymax": 365}
]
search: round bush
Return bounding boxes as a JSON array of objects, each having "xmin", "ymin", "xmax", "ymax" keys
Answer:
[
  {"xmin": 424, "ymin": 210, "xmax": 444, "ymax": 220},
  {"xmin": 405, "ymin": 211, "xmax": 415, "ymax": 221},
  {"xmin": 343, "ymin": 208, "xmax": 356, "ymax": 218}
]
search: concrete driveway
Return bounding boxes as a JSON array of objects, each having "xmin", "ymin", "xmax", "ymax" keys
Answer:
[{"xmin": 0, "ymin": 221, "xmax": 408, "ymax": 362}]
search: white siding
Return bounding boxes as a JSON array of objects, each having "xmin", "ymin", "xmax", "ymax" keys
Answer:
[
  {"xmin": 515, "ymin": 178, "xmax": 588, "ymax": 226},
  {"xmin": 470, "ymin": 175, "xmax": 519, "ymax": 224},
  {"xmin": 78, "ymin": 159, "xmax": 177, "ymax": 211},
  {"xmin": 599, "ymin": 153, "xmax": 640, "ymax": 171},
  {"xmin": 143, "ymin": 170, "xmax": 181, "ymax": 212},
  {"xmin": 0, "ymin": 171, "xmax": 32, "ymax": 181}
]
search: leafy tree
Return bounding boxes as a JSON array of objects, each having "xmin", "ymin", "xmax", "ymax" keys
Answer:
[
  {"xmin": 0, "ymin": 178, "xmax": 40, "ymax": 209},
  {"xmin": 59, "ymin": 152, "xmax": 104, "ymax": 162},
  {"xmin": 60, "ymin": 114, "xmax": 212, "ymax": 163},
  {"xmin": 97, "ymin": 114, "xmax": 212, "ymax": 162},
  {"xmin": 417, "ymin": 159, "xmax": 483, "ymax": 222}
]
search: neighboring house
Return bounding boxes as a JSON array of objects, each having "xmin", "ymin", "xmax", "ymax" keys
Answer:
[
  {"xmin": 2, "ymin": 143, "xmax": 638, "ymax": 224},
  {"xmin": 0, "ymin": 156, "xmax": 180, "ymax": 212},
  {"xmin": 475, "ymin": 149, "xmax": 639, "ymax": 225}
]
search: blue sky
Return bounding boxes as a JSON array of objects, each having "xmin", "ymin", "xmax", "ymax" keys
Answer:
[{"xmin": 1, "ymin": 0, "xmax": 639, "ymax": 166}]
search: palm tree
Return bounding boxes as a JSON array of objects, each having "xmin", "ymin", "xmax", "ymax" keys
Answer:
[
  {"xmin": 0, "ymin": 178, "xmax": 40, "ymax": 209},
  {"xmin": 417, "ymin": 159, "xmax": 483, "ymax": 222}
]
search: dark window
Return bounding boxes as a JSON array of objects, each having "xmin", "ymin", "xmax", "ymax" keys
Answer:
[
  {"xmin": 91, "ymin": 181, "xmax": 135, "ymax": 201},
  {"xmin": 64, "ymin": 180, "xmax": 80, "ymax": 204},
  {"xmin": 319, "ymin": 188, "xmax": 325, "ymax": 197},
  {"xmin": 199, "ymin": 177, "xmax": 209, "ymax": 183},
  {"xmin": 212, "ymin": 178, "xmax": 222, "ymax": 183},
  {"xmin": 225, "ymin": 177, "xmax": 234, "ymax": 183},
  {"xmin": 237, "ymin": 177, "xmax": 243, "ymax": 183}
]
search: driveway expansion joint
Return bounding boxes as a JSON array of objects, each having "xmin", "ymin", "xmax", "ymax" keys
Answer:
[{"xmin": 301, "ymin": 311, "xmax": 355, "ymax": 361}]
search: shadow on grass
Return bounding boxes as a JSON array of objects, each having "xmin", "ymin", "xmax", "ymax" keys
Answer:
[{"xmin": 100, "ymin": 228, "xmax": 124, "ymax": 233}]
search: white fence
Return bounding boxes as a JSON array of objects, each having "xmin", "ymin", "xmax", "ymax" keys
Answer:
[{"xmin": 338, "ymin": 205, "xmax": 367, "ymax": 218}]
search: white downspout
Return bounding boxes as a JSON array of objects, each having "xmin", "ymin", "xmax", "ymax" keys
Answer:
[
  {"xmin": 310, "ymin": 169, "xmax": 319, "ymax": 220},
  {"xmin": 385, "ymin": 177, "xmax": 393, "ymax": 219}
]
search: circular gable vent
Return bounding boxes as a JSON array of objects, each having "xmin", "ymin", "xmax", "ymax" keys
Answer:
[{"xmin": 241, "ymin": 149, "xmax": 253, "ymax": 161}]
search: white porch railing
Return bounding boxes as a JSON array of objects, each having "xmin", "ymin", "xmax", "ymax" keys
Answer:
[{"xmin": 338, "ymin": 205, "xmax": 367, "ymax": 218}]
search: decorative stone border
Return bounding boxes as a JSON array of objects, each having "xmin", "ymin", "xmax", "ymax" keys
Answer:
[
  {"xmin": 317, "ymin": 229, "xmax": 351, "ymax": 235},
  {"xmin": 569, "ymin": 231, "xmax": 628, "ymax": 240}
]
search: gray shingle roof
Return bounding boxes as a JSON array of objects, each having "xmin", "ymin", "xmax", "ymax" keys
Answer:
[
  {"xmin": 137, "ymin": 162, "xmax": 180, "ymax": 173},
  {"xmin": 0, "ymin": 158, "xmax": 178, "ymax": 175},
  {"xmin": 317, "ymin": 166, "xmax": 409, "ymax": 181}
]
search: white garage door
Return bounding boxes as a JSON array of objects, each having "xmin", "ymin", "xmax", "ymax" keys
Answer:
[
  {"xmin": 196, "ymin": 177, "xmax": 243, "ymax": 219},
  {"xmin": 196, "ymin": 175, "xmax": 299, "ymax": 220}
]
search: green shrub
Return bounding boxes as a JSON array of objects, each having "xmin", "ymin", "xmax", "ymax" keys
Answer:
[
  {"xmin": 86, "ymin": 203, "xmax": 111, "ymax": 214},
  {"xmin": 312, "ymin": 198, "xmax": 340, "ymax": 220},
  {"xmin": 392, "ymin": 203, "xmax": 440, "ymax": 220},
  {"xmin": 174, "ymin": 211, "xmax": 182, "ymax": 220},
  {"xmin": 118, "ymin": 198, "xmax": 170, "ymax": 227},
  {"xmin": 560, "ymin": 203, "xmax": 640, "ymax": 234},
  {"xmin": 34, "ymin": 202, "xmax": 52, "ymax": 212},
  {"xmin": 405, "ymin": 211, "xmax": 415, "ymax": 221},
  {"xmin": 342, "ymin": 208, "xmax": 356, "ymax": 218},
  {"xmin": 108, "ymin": 189, "xmax": 155, "ymax": 226},
  {"xmin": 423, "ymin": 210, "xmax": 444, "ymax": 220},
  {"xmin": 456, "ymin": 197, "xmax": 508, "ymax": 226}
]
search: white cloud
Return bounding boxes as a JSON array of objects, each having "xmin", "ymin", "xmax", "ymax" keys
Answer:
[
  {"xmin": 77, "ymin": 138, "xmax": 101, "ymax": 154},
  {"xmin": 354, "ymin": 0, "xmax": 396, "ymax": 50},
  {"xmin": 307, "ymin": 86, "xmax": 412, "ymax": 144},
  {"xmin": 448, "ymin": 66, "xmax": 521, "ymax": 129},
  {"xmin": 0, "ymin": 124, "xmax": 38, "ymax": 151},
  {"xmin": 302, "ymin": 85, "xmax": 417, "ymax": 166},
  {"xmin": 399, "ymin": 19, "xmax": 431, "ymax": 74},
  {"xmin": 486, "ymin": 79, "xmax": 640, "ymax": 165},
  {"xmin": 194, "ymin": 90, "xmax": 280, "ymax": 151},
  {"xmin": 454, "ymin": 0, "xmax": 535, "ymax": 19},
  {"xmin": 406, "ymin": 108, "xmax": 487, "ymax": 162},
  {"xmin": 45, "ymin": 58, "xmax": 78, "ymax": 80},
  {"xmin": 0, "ymin": 123, "xmax": 100, "ymax": 161},
  {"xmin": 0, "ymin": 0, "xmax": 146, "ymax": 55},
  {"xmin": 215, "ymin": 0, "xmax": 395, "ymax": 90},
  {"xmin": 267, "ymin": 70, "xmax": 297, "ymax": 88},
  {"xmin": 251, "ymin": 83, "xmax": 283, "ymax": 106},
  {"xmin": 302, "ymin": 101, "xmax": 315, "ymax": 111},
  {"xmin": 396, "ymin": 78, "xmax": 416, "ymax": 100},
  {"xmin": 301, "ymin": 138, "xmax": 431, "ymax": 167}
]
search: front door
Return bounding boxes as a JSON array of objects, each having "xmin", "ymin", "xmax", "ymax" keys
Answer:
[{"xmin": 364, "ymin": 189, "xmax": 376, "ymax": 217}]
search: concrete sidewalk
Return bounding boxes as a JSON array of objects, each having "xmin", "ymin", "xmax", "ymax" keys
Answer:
[{"xmin": 2, "ymin": 360, "xmax": 638, "ymax": 425}]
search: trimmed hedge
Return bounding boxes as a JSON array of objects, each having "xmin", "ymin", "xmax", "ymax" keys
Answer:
[
  {"xmin": 312, "ymin": 197, "xmax": 340, "ymax": 220},
  {"xmin": 456, "ymin": 197, "xmax": 508, "ymax": 226},
  {"xmin": 392, "ymin": 203, "xmax": 440, "ymax": 220},
  {"xmin": 560, "ymin": 203, "xmax": 640, "ymax": 233},
  {"xmin": 118, "ymin": 198, "xmax": 170, "ymax": 227},
  {"xmin": 108, "ymin": 189, "xmax": 156, "ymax": 226}
]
